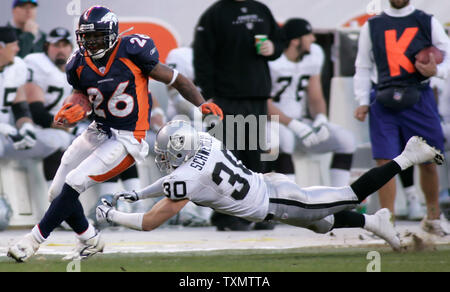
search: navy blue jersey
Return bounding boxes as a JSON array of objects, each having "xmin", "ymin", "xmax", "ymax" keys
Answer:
[
  {"xmin": 369, "ymin": 10, "xmax": 432, "ymax": 87},
  {"xmin": 66, "ymin": 34, "xmax": 159, "ymax": 136}
]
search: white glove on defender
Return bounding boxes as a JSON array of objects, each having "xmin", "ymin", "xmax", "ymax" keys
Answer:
[
  {"xmin": 11, "ymin": 123, "xmax": 37, "ymax": 150},
  {"xmin": 112, "ymin": 190, "xmax": 140, "ymax": 206},
  {"xmin": 312, "ymin": 113, "xmax": 330, "ymax": 142},
  {"xmin": 0, "ymin": 123, "xmax": 18, "ymax": 137},
  {"xmin": 288, "ymin": 119, "xmax": 327, "ymax": 148},
  {"xmin": 96, "ymin": 198, "xmax": 114, "ymax": 223}
]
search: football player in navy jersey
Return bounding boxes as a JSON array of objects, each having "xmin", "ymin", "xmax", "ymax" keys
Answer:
[{"xmin": 8, "ymin": 5, "xmax": 223, "ymax": 263}]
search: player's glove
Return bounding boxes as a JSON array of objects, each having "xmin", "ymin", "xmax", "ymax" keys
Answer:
[
  {"xmin": 9, "ymin": 122, "xmax": 37, "ymax": 150},
  {"xmin": 199, "ymin": 102, "xmax": 223, "ymax": 120},
  {"xmin": 312, "ymin": 113, "xmax": 330, "ymax": 143},
  {"xmin": 288, "ymin": 119, "xmax": 326, "ymax": 148},
  {"xmin": 54, "ymin": 103, "xmax": 86, "ymax": 126},
  {"xmin": 113, "ymin": 190, "xmax": 140, "ymax": 206},
  {"xmin": 0, "ymin": 123, "xmax": 18, "ymax": 137},
  {"xmin": 96, "ymin": 198, "xmax": 113, "ymax": 224}
]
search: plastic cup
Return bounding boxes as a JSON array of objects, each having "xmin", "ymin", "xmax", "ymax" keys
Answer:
[{"xmin": 255, "ymin": 34, "xmax": 268, "ymax": 54}]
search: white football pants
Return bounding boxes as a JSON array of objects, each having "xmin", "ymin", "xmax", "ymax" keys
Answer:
[{"xmin": 48, "ymin": 123, "xmax": 137, "ymax": 201}]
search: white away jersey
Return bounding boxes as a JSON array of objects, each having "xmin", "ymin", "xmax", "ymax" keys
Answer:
[
  {"xmin": 162, "ymin": 132, "xmax": 269, "ymax": 222},
  {"xmin": 25, "ymin": 53, "xmax": 73, "ymax": 116},
  {"xmin": 0, "ymin": 57, "xmax": 27, "ymax": 124},
  {"xmin": 269, "ymin": 43, "xmax": 324, "ymax": 120}
]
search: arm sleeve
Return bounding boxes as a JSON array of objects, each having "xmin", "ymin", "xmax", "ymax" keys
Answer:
[
  {"xmin": 29, "ymin": 101, "xmax": 53, "ymax": 128},
  {"xmin": 353, "ymin": 23, "xmax": 375, "ymax": 106},
  {"xmin": 136, "ymin": 176, "xmax": 166, "ymax": 199},
  {"xmin": 431, "ymin": 17, "xmax": 450, "ymax": 80},
  {"xmin": 193, "ymin": 9, "xmax": 217, "ymax": 98}
]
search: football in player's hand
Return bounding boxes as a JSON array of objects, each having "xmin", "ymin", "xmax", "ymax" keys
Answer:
[
  {"xmin": 55, "ymin": 92, "xmax": 92, "ymax": 127},
  {"xmin": 415, "ymin": 46, "xmax": 444, "ymax": 64},
  {"xmin": 63, "ymin": 92, "xmax": 91, "ymax": 114}
]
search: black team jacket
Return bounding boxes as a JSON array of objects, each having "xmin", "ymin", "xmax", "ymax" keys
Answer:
[{"xmin": 193, "ymin": 0, "xmax": 284, "ymax": 100}]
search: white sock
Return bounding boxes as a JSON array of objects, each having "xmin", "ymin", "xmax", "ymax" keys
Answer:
[
  {"xmin": 109, "ymin": 209, "xmax": 144, "ymax": 230},
  {"xmin": 393, "ymin": 155, "xmax": 411, "ymax": 171},
  {"xmin": 76, "ymin": 223, "xmax": 96, "ymax": 241},
  {"xmin": 31, "ymin": 225, "xmax": 46, "ymax": 244},
  {"xmin": 363, "ymin": 214, "xmax": 376, "ymax": 230},
  {"xmin": 330, "ymin": 169, "xmax": 351, "ymax": 187},
  {"xmin": 404, "ymin": 186, "xmax": 418, "ymax": 202}
]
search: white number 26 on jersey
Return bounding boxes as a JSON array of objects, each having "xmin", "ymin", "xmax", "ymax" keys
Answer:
[
  {"xmin": 130, "ymin": 34, "xmax": 151, "ymax": 48},
  {"xmin": 88, "ymin": 81, "xmax": 134, "ymax": 118}
]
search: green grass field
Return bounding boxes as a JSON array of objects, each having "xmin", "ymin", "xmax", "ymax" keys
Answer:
[{"xmin": 1, "ymin": 246, "xmax": 449, "ymax": 272}]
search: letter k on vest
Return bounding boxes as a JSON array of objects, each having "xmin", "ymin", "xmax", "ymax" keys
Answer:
[{"xmin": 385, "ymin": 27, "xmax": 418, "ymax": 77}]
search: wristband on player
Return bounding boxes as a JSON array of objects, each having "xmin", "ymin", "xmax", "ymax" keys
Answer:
[
  {"xmin": 167, "ymin": 69, "xmax": 179, "ymax": 86},
  {"xmin": 29, "ymin": 101, "xmax": 53, "ymax": 128},
  {"xmin": 11, "ymin": 101, "xmax": 32, "ymax": 122}
]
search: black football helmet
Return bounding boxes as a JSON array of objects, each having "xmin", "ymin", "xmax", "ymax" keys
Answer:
[{"xmin": 76, "ymin": 6, "xmax": 119, "ymax": 59}]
